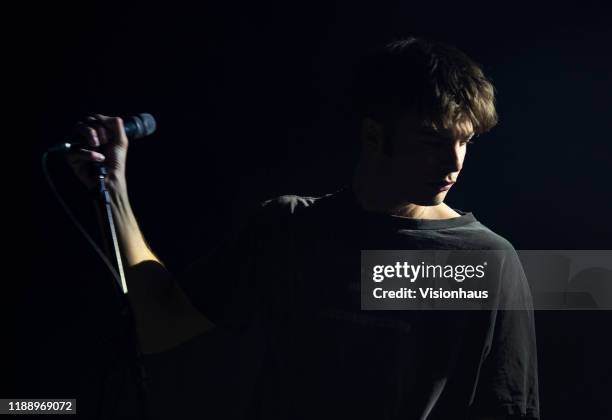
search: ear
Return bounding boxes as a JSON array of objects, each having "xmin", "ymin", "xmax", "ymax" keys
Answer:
[{"xmin": 360, "ymin": 117, "xmax": 384, "ymax": 153}]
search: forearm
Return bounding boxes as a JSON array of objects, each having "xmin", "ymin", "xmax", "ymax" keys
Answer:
[
  {"xmin": 104, "ymin": 179, "xmax": 214, "ymax": 353},
  {"xmin": 108, "ymin": 179, "xmax": 160, "ymax": 267}
]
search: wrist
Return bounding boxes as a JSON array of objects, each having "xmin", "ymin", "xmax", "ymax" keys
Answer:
[{"xmin": 105, "ymin": 171, "xmax": 127, "ymax": 194}]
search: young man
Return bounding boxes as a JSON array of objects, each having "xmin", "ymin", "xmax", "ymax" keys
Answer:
[{"xmin": 67, "ymin": 37, "xmax": 539, "ymax": 419}]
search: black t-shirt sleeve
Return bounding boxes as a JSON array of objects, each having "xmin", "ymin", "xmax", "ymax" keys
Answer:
[{"xmin": 471, "ymin": 249, "xmax": 541, "ymax": 419}]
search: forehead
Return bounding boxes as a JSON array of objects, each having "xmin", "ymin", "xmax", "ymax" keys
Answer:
[{"xmin": 395, "ymin": 112, "xmax": 475, "ymax": 140}]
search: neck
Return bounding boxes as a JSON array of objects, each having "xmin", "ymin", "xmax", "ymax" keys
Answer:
[{"xmin": 351, "ymin": 161, "xmax": 449, "ymax": 220}]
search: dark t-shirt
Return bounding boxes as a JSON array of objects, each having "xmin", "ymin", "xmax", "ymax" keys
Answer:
[{"xmin": 178, "ymin": 187, "xmax": 540, "ymax": 419}]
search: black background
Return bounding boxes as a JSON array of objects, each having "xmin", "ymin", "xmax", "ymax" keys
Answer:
[{"xmin": 19, "ymin": 1, "xmax": 612, "ymax": 418}]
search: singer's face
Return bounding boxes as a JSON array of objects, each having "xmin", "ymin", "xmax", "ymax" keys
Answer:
[{"xmin": 362, "ymin": 113, "xmax": 475, "ymax": 205}]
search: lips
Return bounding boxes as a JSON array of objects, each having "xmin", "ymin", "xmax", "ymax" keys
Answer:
[
  {"xmin": 429, "ymin": 180, "xmax": 455, "ymax": 191},
  {"xmin": 430, "ymin": 180, "xmax": 455, "ymax": 187}
]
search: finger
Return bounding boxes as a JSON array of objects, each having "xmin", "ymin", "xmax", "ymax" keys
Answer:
[
  {"xmin": 92, "ymin": 114, "xmax": 128, "ymax": 148},
  {"xmin": 65, "ymin": 148, "xmax": 106, "ymax": 165},
  {"xmin": 84, "ymin": 115, "xmax": 109, "ymax": 145},
  {"xmin": 73, "ymin": 122, "xmax": 100, "ymax": 148}
]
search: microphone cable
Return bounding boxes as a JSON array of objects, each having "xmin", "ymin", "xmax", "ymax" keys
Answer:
[{"xmin": 41, "ymin": 151, "xmax": 122, "ymax": 287}]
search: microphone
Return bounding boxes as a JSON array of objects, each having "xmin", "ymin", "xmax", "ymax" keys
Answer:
[{"xmin": 48, "ymin": 113, "xmax": 157, "ymax": 152}]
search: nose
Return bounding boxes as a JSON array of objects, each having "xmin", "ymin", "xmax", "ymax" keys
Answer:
[{"xmin": 440, "ymin": 143, "xmax": 463, "ymax": 173}]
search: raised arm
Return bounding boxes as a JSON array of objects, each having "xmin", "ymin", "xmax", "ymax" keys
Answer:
[{"xmin": 65, "ymin": 114, "xmax": 213, "ymax": 354}]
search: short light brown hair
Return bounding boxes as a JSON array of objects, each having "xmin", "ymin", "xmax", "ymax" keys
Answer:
[{"xmin": 351, "ymin": 37, "xmax": 498, "ymax": 136}]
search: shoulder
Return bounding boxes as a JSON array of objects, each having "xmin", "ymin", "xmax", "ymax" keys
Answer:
[
  {"xmin": 251, "ymin": 191, "xmax": 345, "ymax": 236},
  {"xmin": 258, "ymin": 191, "xmax": 339, "ymax": 219},
  {"xmin": 244, "ymin": 192, "xmax": 337, "ymax": 245},
  {"xmin": 465, "ymin": 221, "xmax": 528, "ymax": 288},
  {"xmin": 261, "ymin": 194, "xmax": 320, "ymax": 214},
  {"xmin": 457, "ymin": 218, "xmax": 518, "ymax": 252}
]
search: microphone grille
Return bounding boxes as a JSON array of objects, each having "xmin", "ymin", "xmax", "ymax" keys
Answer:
[{"xmin": 136, "ymin": 113, "xmax": 157, "ymax": 137}]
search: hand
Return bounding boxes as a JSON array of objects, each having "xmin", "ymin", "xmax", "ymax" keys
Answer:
[{"xmin": 64, "ymin": 114, "xmax": 129, "ymax": 191}]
